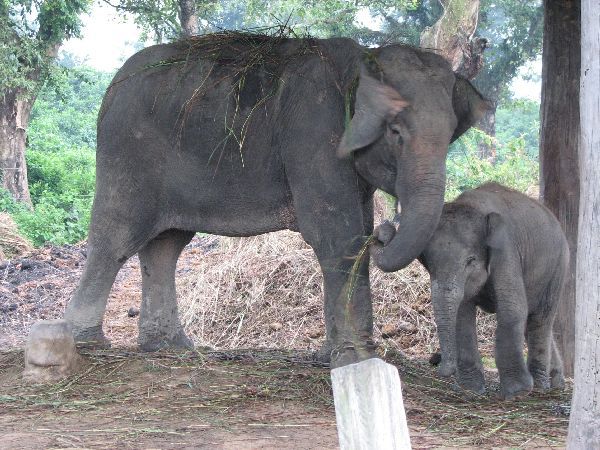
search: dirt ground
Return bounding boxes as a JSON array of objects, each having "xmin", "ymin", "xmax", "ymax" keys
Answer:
[
  {"xmin": 0, "ymin": 348, "xmax": 570, "ymax": 449},
  {"xmin": 0, "ymin": 236, "xmax": 571, "ymax": 449}
]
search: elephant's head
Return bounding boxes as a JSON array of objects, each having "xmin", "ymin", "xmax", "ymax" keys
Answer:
[
  {"xmin": 419, "ymin": 204, "xmax": 504, "ymax": 377},
  {"xmin": 338, "ymin": 46, "xmax": 491, "ymax": 272}
]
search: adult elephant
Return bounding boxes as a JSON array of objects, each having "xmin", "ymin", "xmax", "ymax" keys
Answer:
[{"xmin": 64, "ymin": 33, "xmax": 489, "ymax": 368}]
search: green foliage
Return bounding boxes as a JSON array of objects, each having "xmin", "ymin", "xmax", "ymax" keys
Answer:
[
  {"xmin": 0, "ymin": 147, "xmax": 95, "ymax": 246},
  {"xmin": 107, "ymin": 0, "xmax": 420, "ymax": 43},
  {"xmin": 474, "ymin": 0, "xmax": 543, "ymax": 101},
  {"xmin": 495, "ymin": 98, "xmax": 540, "ymax": 157},
  {"xmin": 0, "ymin": 0, "xmax": 91, "ymax": 93},
  {"xmin": 446, "ymin": 130, "xmax": 538, "ymax": 201},
  {"xmin": 28, "ymin": 67, "xmax": 112, "ymax": 151},
  {"xmin": 0, "ymin": 67, "xmax": 107, "ymax": 246}
]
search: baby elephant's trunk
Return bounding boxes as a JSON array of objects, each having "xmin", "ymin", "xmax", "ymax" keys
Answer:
[{"xmin": 431, "ymin": 277, "xmax": 463, "ymax": 377}]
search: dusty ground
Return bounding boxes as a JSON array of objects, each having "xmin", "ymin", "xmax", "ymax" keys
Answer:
[
  {"xmin": 0, "ymin": 235, "xmax": 571, "ymax": 449},
  {"xmin": 0, "ymin": 348, "xmax": 570, "ymax": 449}
]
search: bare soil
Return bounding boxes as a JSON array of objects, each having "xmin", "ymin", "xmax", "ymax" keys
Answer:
[{"xmin": 0, "ymin": 235, "xmax": 571, "ymax": 449}]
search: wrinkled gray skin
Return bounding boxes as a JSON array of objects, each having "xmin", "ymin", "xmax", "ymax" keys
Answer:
[
  {"xmin": 64, "ymin": 35, "xmax": 488, "ymax": 368},
  {"xmin": 378, "ymin": 183, "xmax": 567, "ymax": 398}
]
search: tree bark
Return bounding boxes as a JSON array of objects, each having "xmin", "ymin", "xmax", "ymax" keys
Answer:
[
  {"xmin": 178, "ymin": 0, "xmax": 199, "ymax": 37},
  {"xmin": 567, "ymin": 0, "xmax": 600, "ymax": 446},
  {"xmin": 0, "ymin": 89, "xmax": 34, "ymax": 206},
  {"xmin": 0, "ymin": 42, "xmax": 59, "ymax": 207},
  {"xmin": 420, "ymin": 0, "xmax": 484, "ymax": 78},
  {"xmin": 539, "ymin": 0, "xmax": 580, "ymax": 377}
]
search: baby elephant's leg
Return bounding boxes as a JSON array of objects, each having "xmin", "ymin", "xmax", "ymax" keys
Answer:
[
  {"xmin": 495, "ymin": 293, "xmax": 533, "ymax": 400},
  {"xmin": 528, "ymin": 269, "xmax": 565, "ymax": 391},
  {"xmin": 549, "ymin": 337, "xmax": 565, "ymax": 389},
  {"xmin": 526, "ymin": 313, "xmax": 553, "ymax": 390},
  {"xmin": 456, "ymin": 300, "xmax": 485, "ymax": 394}
]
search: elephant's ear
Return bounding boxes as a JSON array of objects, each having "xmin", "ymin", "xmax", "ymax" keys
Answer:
[
  {"xmin": 485, "ymin": 212, "xmax": 510, "ymax": 273},
  {"xmin": 451, "ymin": 76, "xmax": 493, "ymax": 143},
  {"xmin": 485, "ymin": 212, "xmax": 508, "ymax": 249},
  {"xmin": 337, "ymin": 70, "xmax": 409, "ymax": 158}
]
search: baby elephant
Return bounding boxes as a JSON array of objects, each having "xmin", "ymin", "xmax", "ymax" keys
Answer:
[{"xmin": 376, "ymin": 182, "xmax": 567, "ymax": 400}]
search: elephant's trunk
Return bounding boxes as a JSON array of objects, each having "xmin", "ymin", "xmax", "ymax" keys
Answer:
[
  {"xmin": 375, "ymin": 151, "xmax": 446, "ymax": 272},
  {"xmin": 431, "ymin": 277, "xmax": 463, "ymax": 377}
]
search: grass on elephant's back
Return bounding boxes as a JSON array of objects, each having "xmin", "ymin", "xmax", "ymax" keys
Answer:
[{"xmin": 176, "ymin": 193, "xmax": 498, "ymax": 358}]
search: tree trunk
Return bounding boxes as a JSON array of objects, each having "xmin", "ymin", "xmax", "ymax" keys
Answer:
[
  {"xmin": 539, "ymin": 0, "xmax": 580, "ymax": 377},
  {"xmin": 178, "ymin": 0, "xmax": 199, "ymax": 37},
  {"xmin": 420, "ymin": 0, "xmax": 484, "ymax": 78},
  {"xmin": 567, "ymin": 0, "xmax": 600, "ymax": 446},
  {"xmin": 0, "ymin": 89, "xmax": 34, "ymax": 206}
]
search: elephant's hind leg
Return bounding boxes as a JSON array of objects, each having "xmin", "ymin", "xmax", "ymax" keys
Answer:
[
  {"xmin": 526, "ymin": 313, "xmax": 553, "ymax": 390},
  {"xmin": 138, "ymin": 229, "xmax": 195, "ymax": 351},
  {"xmin": 65, "ymin": 201, "xmax": 161, "ymax": 346},
  {"xmin": 528, "ymin": 265, "xmax": 566, "ymax": 390},
  {"xmin": 64, "ymin": 248, "xmax": 124, "ymax": 347},
  {"xmin": 549, "ymin": 337, "xmax": 565, "ymax": 389}
]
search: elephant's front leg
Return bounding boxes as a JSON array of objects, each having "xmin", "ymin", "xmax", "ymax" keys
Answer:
[
  {"xmin": 455, "ymin": 299, "xmax": 485, "ymax": 394},
  {"xmin": 314, "ymin": 235, "xmax": 377, "ymax": 368}
]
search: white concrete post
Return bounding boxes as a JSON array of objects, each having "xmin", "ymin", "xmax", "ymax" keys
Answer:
[{"xmin": 331, "ymin": 358, "xmax": 412, "ymax": 450}]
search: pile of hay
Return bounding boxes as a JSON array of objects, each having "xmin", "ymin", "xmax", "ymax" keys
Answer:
[
  {"xmin": 0, "ymin": 212, "xmax": 32, "ymax": 260},
  {"xmin": 177, "ymin": 193, "xmax": 497, "ymax": 357}
]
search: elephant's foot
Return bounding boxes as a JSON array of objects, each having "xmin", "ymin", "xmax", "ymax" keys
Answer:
[
  {"xmin": 437, "ymin": 358, "xmax": 457, "ymax": 378},
  {"xmin": 314, "ymin": 340, "xmax": 333, "ymax": 365},
  {"xmin": 549, "ymin": 368, "xmax": 565, "ymax": 390},
  {"xmin": 500, "ymin": 372, "xmax": 534, "ymax": 400},
  {"xmin": 329, "ymin": 340, "xmax": 378, "ymax": 369},
  {"xmin": 529, "ymin": 366, "xmax": 551, "ymax": 391},
  {"xmin": 457, "ymin": 366, "xmax": 486, "ymax": 395},
  {"xmin": 138, "ymin": 329, "xmax": 194, "ymax": 352},
  {"xmin": 70, "ymin": 325, "xmax": 111, "ymax": 349}
]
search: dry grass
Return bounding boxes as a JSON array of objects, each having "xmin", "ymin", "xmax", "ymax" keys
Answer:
[
  {"xmin": 0, "ymin": 213, "xmax": 32, "ymax": 260},
  {"xmin": 177, "ymin": 192, "xmax": 498, "ymax": 358}
]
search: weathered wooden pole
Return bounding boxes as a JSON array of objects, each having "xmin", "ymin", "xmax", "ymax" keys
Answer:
[
  {"xmin": 331, "ymin": 358, "xmax": 412, "ymax": 449},
  {"xmin": 539, "ymin": 0, "xmax": 581, "ymax": 376},
  {"xmin": 566, "ymin": 0, "xmax": 600, "ymax": 446}
]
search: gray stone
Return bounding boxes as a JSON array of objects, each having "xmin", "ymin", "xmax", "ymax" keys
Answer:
[
  {"xmin": 331, "ymin": 358, "xmax": 412, "ymax": 450},
  {"xmin": 23, "ymin": 319, "xmax": 81, "ymax": 383}
]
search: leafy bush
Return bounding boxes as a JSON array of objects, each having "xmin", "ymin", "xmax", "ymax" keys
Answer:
[
  {"xmin": 1, "ymin": 148, "xmax": 95, "ymax": 246},
  {"xmin": 496, "ymin": 99, "xmax": 540, "ymax": 158},
  {"xmin": 0, "ymin": 66, "xmax": 108, "ymax": 247},
  {"xmin": 27, "ymin": 67, "xmax": 112, "ymax": 153},
  {"xmin": 446, "ymin": 130, "xmax": 539, "ymax": 200}
]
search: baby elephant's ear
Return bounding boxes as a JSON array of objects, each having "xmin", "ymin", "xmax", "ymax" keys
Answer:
[{"xmin": 485, "ymin": 212, "xmax": 508, "ymax": 250}]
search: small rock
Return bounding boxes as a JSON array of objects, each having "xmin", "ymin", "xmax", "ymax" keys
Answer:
[
  {"xmin": 127, "ymin": 307, "xmax": 140, "ymax": 318},
  {"xmin": 381, "ymin": 323, "xmax": 399, "ymax": 339},
  {"xmin": 397, "ymin": 320, "xmax": 417, "ymax": 334},
  {"xmin": 307, "ymin": 329, "xmax": 323, "ymax": 339},
  {"xmin": 0, "ymin": 303, "xmax": 18, "ymax": 313},
  {"xmin": 269, "ymin": 322, "xmax": 283, "ymax": 331},
  {"xmin": 429, "ymin": 352, "xmax": 442, "ymax": 366},
  {"xmin": 23, "ymin": 320, "xmax": 81, "ymax": 383}
]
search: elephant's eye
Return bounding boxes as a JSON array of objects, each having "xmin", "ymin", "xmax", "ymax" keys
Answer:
[
  {"xmin": 388, "ymin": 124, "xmax": 404, "ymax": 145},
  {"xmin": 466, "ymin": 256, "xmax": 477, "ymax": 266}
]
